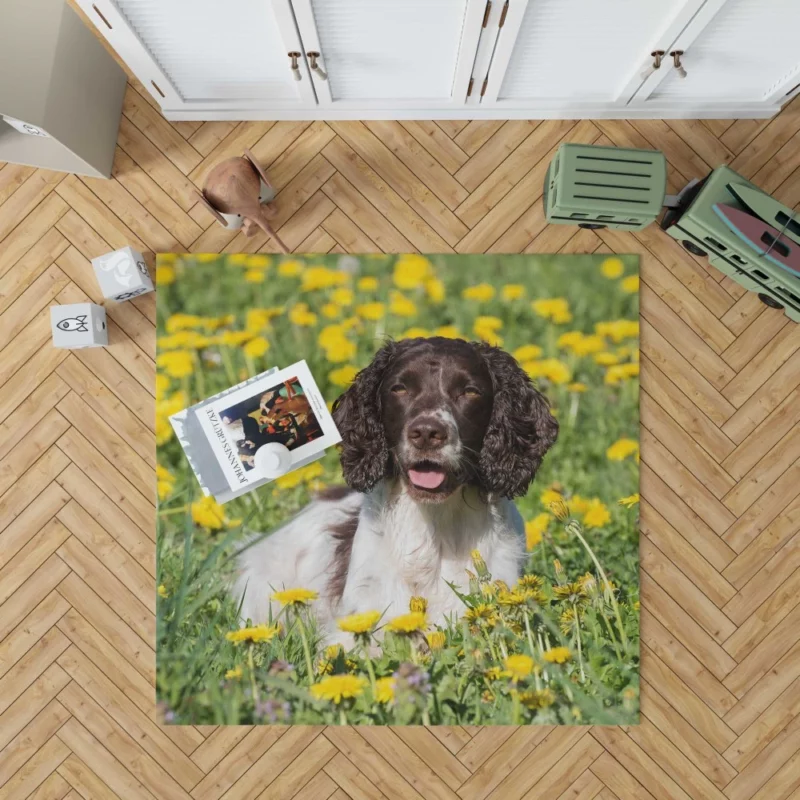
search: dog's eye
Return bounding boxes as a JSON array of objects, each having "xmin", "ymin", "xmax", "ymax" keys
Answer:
[
  {"xmin": 391, "ymin": 384, "xmax": 407, "ymax": 395},
  {"xmin": 463, "ymin": 386, "xmax": 481, "ymax": 397}
]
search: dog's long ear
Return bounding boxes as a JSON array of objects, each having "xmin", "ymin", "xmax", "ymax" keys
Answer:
[
  {"xmin": 475, "ymin": 342, "xmax": 559, "ymax": 499},
  {"xmin": 332, "ymin": 341, "xmax": 398, "ymax": 492}
]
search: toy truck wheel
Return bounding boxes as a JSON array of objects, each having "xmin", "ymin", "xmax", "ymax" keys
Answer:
[
  {"xmin": 758, "ymin": 293, "xmax": 784, "ymax": 310},
  {"xmin": 682, "ymin": 240, "xmax": 707, "ymax": 257},
  {"xmin": 578, "ymin": 223, "xmax": 607, "ymax": 230}
]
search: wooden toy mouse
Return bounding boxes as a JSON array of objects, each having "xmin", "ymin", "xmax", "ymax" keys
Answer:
[{"xmin": 196, "ymin": 148, "xmax": 289, "ymax": 253}]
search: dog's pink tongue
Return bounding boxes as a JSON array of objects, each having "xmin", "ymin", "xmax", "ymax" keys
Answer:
[{"xmin": 409, "ymin": 469, "xmax": 446, "ymax": 489}]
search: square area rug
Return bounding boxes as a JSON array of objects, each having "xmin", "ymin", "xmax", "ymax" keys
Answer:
[{"xmin": 155, "ymin": 253, "xmax": 640, "ymax": 726}]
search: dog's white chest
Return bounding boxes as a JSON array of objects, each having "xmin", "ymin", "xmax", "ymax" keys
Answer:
[{"xmin": 338, "ymin": 486, "xmax": 523, "ymax": 624}]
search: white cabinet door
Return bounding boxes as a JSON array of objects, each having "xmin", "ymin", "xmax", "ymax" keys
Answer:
[
  {"xmin": 479, "ymin": 0, "xmax": 706, "ymax": 111},
  {"xmin": 75, "ymin": 0, "xmax": 317, "ymax": 112},
  {"xmin": 290, "ymin": 0, "xmax": 486, "ymax": 109},
  {"xmin": 631, "ymin": 0, "xmax": 800, "ymax": 110}
]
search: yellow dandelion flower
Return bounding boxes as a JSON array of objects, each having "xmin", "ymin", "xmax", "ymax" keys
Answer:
[
  {"xmin": 226, "ymin": 624, "xmax": 281, "ymax": 644},
  {"xmin": 244, "ymin": 269, "xmax": 265, "ymax": 283},
  {"xmin": 549, "ymin": 498, "xmax": 570, "ymax": 521},
  {"xmin": 567, "ymin": 382, "xmax": 587, "ymax": 393},
  {"xmin": 605, "ymin": 362, "xmax": 640, "ymax": 384},
  {"xmin": 156, "ymin": 265, "xmax": 176, "ymax": 285},
  {"xmin": 519, "ymin": 688, "xmax": 555, "ymax": 709},
  {"xmin": 245, "ymin": 308, "xmax": 272, "ymax": 333},
  {"xmin": 271, "ymin": 588, "xmax": 318, "ymax": 607},
  {"xmin": 302, "ymin": 267, "xmax": 349, "ymax": 292},
  {"xmin": 484, "ymin": 666, "xmax": 503, "ymax": 681},
  {"xmin": 425, "ymin": 277, "xmax": 445, "ymax": 303},
  {"xmin": 191, "ymin": 496, "xmax": 226, "ymax": 530},
  {"xmin": 329, "ymin": 364, "xmax": 359, "ymax": 387},
  {"xmin": 389, "ymin": 291, "xmax": 417, "ymax": 317},
  {"xmin": 374, "ymin": 676, "xmax": 395, "ymax": 704},
  {"xmin": 513, "ymin": 344, "xmax": 543, "ymax": 362},
  {"xmin": 157, "ymin": 350, "xmax": 194, "ymax": 379},
  {"xmin": 331, "ymin": 287, "xmax": 354, "ymax": 306},
  {"xmin": 607, "ymin": 438, "xmax": 639, "ymax": 461},
  {"xmin": 435, "ymin": 325, "xmax": 461, "ymax": 339},
  {"xmin": 288, "ymin": 304, "xmax": 317, "ymax": 327},
  {"xmin": 409, "ymin": 596, "xmax": 428, "ymax": 613},
  {"xmin": 273, "ymin": 461, "xmax": 324, "ymax": 490},
  {"xmin": 583, "ymin": 498, "xmax": 611, "ymax": 529},
  {"xmin": 518, "ymin": 574, "xmax": 543, "ymax": 590},
  {"xmin": 462, "ymin": 283, "xmax": 495, "ymax": 302},
  {"xmin": 245, "ymin": 255, "xmax": 271, "ymax": 269},
  {"xmin": 523, "ymin": 359, "xmax": 571, "ymax": 384},
  {"xmin": 566, "ymin": 334, "xmax": 605, "ymax": 356},
  {"xmin": 532, "ymin": 298, "xmax": 571, "ymax": 323},
  {"xmin": 540, "ymin": 488, "xmax": 563, "ymax": 507},
  {"xmin": 525, "ymin": 513, "xmax": 549, "ymax": 550},
  {"xmin": 594, "ymin": 351, "xmax": 620, "ymax": 366},
  {"xmin": 356, "ymin": 302, "xmax": 386, "ymax": 321},
  {"xmin": 543, "ymin": 646, "xmax": 572, "ymax": 664},
  {"xmin": 218, "ymin": 330, "xmax": 254, "ymax": 347},
  {"xmin": 357, "ymin": 276, "xmax": 379, "ymax": 291},
  {"xmin": 317, "ymin": 659, "xmax": 334, "ymax": 675},
  {"xmin": 393, "ymin": 254, "xmax": 432, "ymax": 289},
  {"xmin": 560, "ymin": 607, "xmax": 577, "ymax": 635},
  {"xmin": 426, "ymin": 631, "xmax": 447, "ymax": 650},
  {"xmin": 497, "ymin": 590, "xmax": 527, "ymax": 607},
  {"xmin": 385, "ymin": 611, "xmax": 427, "ymax": 634},
  {"xmin": 621, "ymin": 275, "xmax": 640, "ymax": 293},
  {"xmin": 310, "ymin": 674, "xmax": 367, "ymax": 704},
  {"xmin": 325, "ymin": 645, "xmax": 342, "ymax": 660},
  {"xmin": 337, "ymin": 610, "xmax": 381, "ymax": 634},
  {"xmin": 504, "ymin": 654, "xmax": 534, "ymax": 682},
  {"xmin": 619, "ymin": 493, "xmax": 640, "ymax": 508},
  {"xmin": 243, "ymin": 337, "xmax": 270, "ymax": 358},
  {"xmin": 568, "ymin": 495, "xmax": 590, "ymax": 515},
  {"xmin": 595, "ymin": 319, "xmax": 639, "ymax": 343},
  {"xmin": 157, "ymin": 584, "xmax": 169, "ymax": 598},
  {"xmin": 502, "ymin": 284, "xmax": 526, "ymax": 301},
  {"xmin": 321, "ymin": 303, "xmax": 340, "ymax": 319},
  {"xmin": 465, "ymin": 604, "xmax": 496, "ymax": 624},
  {"xmin": 601, "ymin": 257, "xmax": 625, "ymax": 279},
  {"xmin": 277, "ymin": 260, "xmax": 303, "ymax": 277},
  {"xmin": 225, "ymin": 666, "xmax": 243, "ymax": 679},
  {"xmin": 156, "ymin": 465, "xmax": 175, "ymax": 501},
  {"xmin": 474, "ymin": 316, "xmax": 504, "ymax": 345},
  {"xmin": 553, "ymin": 581, "xmax": 585, "ymax": 602}
]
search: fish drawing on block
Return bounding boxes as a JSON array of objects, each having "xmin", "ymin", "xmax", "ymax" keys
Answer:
[
  {"xmin": 57, "ymin": 315, "xmax": 89, "ymax": 332},
  {"xmin": 713, "ymin": 204, "xmax": 800, "ymax": 277}
]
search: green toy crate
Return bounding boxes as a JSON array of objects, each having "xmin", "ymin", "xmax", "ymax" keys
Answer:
[
  {"xmin": 660, "ymin": 165, "xmax": 800, "ymax": 322},
  {"xmin": 544, "ymin": 143, "xmax": 667, "ymax": 231}
]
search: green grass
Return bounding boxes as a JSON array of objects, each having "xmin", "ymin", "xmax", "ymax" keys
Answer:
[{"xmin": 155, "ymin": 252, "xmax": 640, "ymax": 726}]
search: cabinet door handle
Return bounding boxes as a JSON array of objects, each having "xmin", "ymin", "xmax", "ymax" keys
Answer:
[
  {"xmin": 640, "ymin": 50, "xmax": 665, "ymax": 81},
  {"xmin": 307, "ymin": 52, "xmax": 328, "ymax": 81},
  {"xmin": 288, "ymin": 51, "xmax": 302, "ymax": 81},
  {"xmin": 670, "ymin": 50, "xmax": 687, "ymax": 79}
]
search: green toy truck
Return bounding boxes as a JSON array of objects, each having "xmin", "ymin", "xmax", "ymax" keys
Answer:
[
  {"xmin": 544, "ymin": 143, "xmax": 800, "ymax": 322},
  {"xmin": 660, "ymin": 165, "xmax": 800, "ymax": 322}
]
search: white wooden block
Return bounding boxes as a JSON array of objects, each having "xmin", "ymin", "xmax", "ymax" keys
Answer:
[
  {"xmin": 50, "ymin": 303, "xmax": 108, "ymax": 348},
  {"xmin": 91, "ymin": 246, "xmax": 154, "ymax": 302}
]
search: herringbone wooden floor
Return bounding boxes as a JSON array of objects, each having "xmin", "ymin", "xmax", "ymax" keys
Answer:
[{"xmin": 3, "ymin": 44, "xmax": 800, "ymax": 798}]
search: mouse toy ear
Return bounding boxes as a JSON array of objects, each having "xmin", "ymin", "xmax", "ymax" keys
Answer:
[
  {"xmin": 331, "ymin": 341, "xmax": 398, "ymax": 492},
  {"xmin": 195, "ymin": 190, "xmax": 229, "ymax": 227},
  {"xmin": 475, "ymin": 343, "xmax": 559, "ymax": 499}
]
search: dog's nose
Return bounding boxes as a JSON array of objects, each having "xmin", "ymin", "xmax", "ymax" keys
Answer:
[{"xmin": 407, "ymin": 417, "xmax": 448, "ymax": 450}]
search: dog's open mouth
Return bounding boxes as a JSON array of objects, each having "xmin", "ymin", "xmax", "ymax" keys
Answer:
[{"xmin": 407, "ymin": 460, "xmax": 449, "ymax": 491}]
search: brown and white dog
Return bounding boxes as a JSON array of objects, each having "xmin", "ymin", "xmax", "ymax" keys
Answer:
[{"xmin": 233, "ymin": 337, "xmax": 558, "ymax": 646}]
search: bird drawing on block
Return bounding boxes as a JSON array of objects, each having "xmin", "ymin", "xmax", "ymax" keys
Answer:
[{"xmin": 196, "ymin": 148, "xmax": 289, "ymax": 254}]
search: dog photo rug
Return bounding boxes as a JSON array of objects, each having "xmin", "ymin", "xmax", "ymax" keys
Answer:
[{"xmin": 155, "ymin": 253, "xmax": 640, "ymax": 726}]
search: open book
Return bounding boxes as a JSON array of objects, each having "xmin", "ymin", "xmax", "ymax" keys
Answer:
[{"xmin": 170, "ymin": 360, "xmax": 341, "ymax": 503}]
